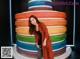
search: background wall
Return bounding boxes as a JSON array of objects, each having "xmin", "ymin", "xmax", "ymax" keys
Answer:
[
  {"xmin": 0, "ymin": 0, "xmax": 10, "ymax": 46},
  {"xmin": 75, "ymin": 0, "xmax": 80, "ymax": 52},
  {"xmin": 12, "ymin": 0, "xmax": 28, "ymax": 43}
]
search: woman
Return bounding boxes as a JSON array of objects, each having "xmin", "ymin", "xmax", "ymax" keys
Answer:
[{"xmin": 28, "ymin": 15, "xmax": 54, "ymax": 59}]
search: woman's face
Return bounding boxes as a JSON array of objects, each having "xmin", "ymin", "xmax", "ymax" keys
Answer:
[{"xmin": 30, "ymin": 17, "xmax": 37, "ymax": 25}]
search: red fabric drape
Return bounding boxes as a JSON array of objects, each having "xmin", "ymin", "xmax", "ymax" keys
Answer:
[{"xmin": 34, "ymin": 22, "xmax": 54, "ymax": 59}]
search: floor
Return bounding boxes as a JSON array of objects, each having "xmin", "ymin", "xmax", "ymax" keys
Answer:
[{"xmin": 66, "ymin": 47, "xmax": 80, "ymax": 59}]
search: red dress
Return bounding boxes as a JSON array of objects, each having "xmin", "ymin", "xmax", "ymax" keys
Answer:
[{"xmin": 34, "ymin": 22, "xmax": 54, "ymax": 59}]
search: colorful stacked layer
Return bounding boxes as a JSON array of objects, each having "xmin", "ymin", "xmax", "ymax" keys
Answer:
[
  {"xmin": 28, "ymin": 0, "xmax": 52, "ymax": 10},
  {"xmin": 15, "ymin": 0, "xmax": 67, "ymax": 58}
]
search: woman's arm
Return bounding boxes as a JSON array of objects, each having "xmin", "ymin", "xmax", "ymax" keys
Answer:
[
  {"xmin": 42, "ymin": 23, "xmax": 49, "ymax": 39},
  {"xmin": 34, "ymin": 33, "xmax": 40, "ymax": 48},
  {"xmin": 34, "ymin": 33, "xmax": 39, "ymax": 45},
  {"xmin": 41, "ymin": 23, "xmax": 49, "ymax": 46}
]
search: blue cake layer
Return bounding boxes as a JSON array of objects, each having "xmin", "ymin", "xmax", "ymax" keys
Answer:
[
  {"xmin": 16, "ymin": 39, "xmax": 66, "ymax": 51},
  {"xmin": 28, "ymin": 1, "xmax": 52, "ymax": 7}
]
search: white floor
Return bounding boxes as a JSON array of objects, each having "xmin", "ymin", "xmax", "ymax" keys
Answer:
[{"xmin": 13, "ymin": 45, "xmax": 72, "ymax": 59}]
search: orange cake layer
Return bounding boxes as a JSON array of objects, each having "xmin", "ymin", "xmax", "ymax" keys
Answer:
[{"xmin": 15, "ymin": 19, "xmax": 67, "ymax": 26}]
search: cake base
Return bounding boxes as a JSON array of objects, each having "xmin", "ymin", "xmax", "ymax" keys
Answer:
[{"xmin": 13, "ymin": 44, "xmax": 72, "ymax": 59}]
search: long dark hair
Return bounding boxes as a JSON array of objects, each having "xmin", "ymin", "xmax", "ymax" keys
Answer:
[{"xmin": 28, "ymin": 15, "xmax": 40, "ymax": 35}]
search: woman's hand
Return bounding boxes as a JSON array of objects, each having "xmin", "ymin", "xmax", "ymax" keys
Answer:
[
  {"xmin": 35, "ymin": 43, "xmax": 39, "ymax": 48},
  {"xmin": 43, "ymin": 41, "xmax": 46, "ymax": 46},
  {"xmin": 36, "ymin": 45, "xmax": 40, "ymax": 48},
  {"xmin": 43, "ymin": 38, "xmax": 47, "ymax": 46}
]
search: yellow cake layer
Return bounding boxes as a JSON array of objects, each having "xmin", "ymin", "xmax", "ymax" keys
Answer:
[{"xmin": 16, "ymin": 26, "xmax": 67, "ymax": 34}]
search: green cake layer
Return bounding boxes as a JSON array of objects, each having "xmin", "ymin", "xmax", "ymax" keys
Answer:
[{"xmin": 16, "ymin": 34, "xmax": 66, "ymax": 43}]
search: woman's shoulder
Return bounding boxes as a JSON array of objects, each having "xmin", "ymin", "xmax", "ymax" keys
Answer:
[
  {"xmin": 39, "ymin": 22, "xmax": 46, "ymax": 29},
  {"xmin": 39, "ymin": 22, "xmax": 45, "ymax": 26}
]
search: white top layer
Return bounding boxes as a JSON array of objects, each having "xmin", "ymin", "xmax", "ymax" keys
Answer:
[
  {"xmin": 28, "ymin": 5, "xmax": 52, "ymax": 9},
  {"xmin": 30, "ymin": 0, "xmax": 51, "ymax": 1}
]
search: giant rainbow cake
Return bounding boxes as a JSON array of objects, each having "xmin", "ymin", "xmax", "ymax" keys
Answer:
[{"xmin": 14, "ymin": 0, "xmax": 71, "ymax": 59}]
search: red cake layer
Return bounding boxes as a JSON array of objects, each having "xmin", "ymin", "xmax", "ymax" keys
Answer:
[{"xmin": 15, "ymin": 11, "xmax": 66, "ymax": 19}]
